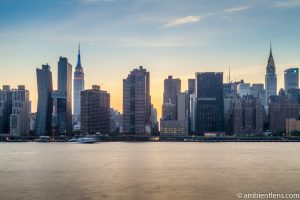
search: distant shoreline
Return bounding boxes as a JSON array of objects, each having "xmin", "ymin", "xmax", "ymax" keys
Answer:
[{"xmin": 1, "ymin": 135, "xmax": 300, "ymax": 143}]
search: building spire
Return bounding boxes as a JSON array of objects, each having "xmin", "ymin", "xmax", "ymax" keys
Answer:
[
  {"xmin": 76, "ymin": 42, "xmax": 82, "ymax": 68},
  {"xmin": 270, "ymin": 41, "xmax": 272, "ymax": 56}
]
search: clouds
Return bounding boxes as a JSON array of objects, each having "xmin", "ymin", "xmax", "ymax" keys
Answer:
[
  {"xmin": 161, "ymin": 16, "xmax": 204, "ymax": 28},
  {"xmin": 224, "ymin": 5, "xmax": 250, "ymax": 13},
  {"xmin": 273, "ymin": 0, "xmax": 300, "ymax": 8}
]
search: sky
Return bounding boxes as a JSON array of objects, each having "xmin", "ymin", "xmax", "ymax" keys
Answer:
[{"xmin": 0, "ymin": 0, "xmax": 300, "ymax": 118}]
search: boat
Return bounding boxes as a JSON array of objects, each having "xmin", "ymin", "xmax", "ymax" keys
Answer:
[
  {"xmin": 68, "ymin": 135, "xmax": 102, "ymax": 144},
  {"xmin": 36, "ymin": 136, "xmax": 51, "ymax": 142}
]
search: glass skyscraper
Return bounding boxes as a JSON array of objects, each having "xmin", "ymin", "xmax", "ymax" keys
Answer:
[
  {"xmin": 195, "ymin": 72, "xmax": 224, "ymax": 135},
  {"xmin": 52, "ymin": 57, "xmax": 72, "ymax": 135},
  {"xmin": 284, "ymin": 68, "xmax": 299, "ymax": 92},
  {"xmin": 36, "ymin": 64, "xmax": 53, "ymax": 136}
]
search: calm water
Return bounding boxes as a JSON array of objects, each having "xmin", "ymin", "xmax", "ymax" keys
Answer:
[{"xmin": 0, "ymin": 142, "xmax": 300, "ymax": 200}]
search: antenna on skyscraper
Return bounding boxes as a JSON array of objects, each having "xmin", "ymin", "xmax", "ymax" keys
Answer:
[{"xmin": 229, "ymin": 66, "xmax": 231, "ymax": 83}]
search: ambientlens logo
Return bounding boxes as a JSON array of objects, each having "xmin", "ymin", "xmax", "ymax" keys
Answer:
[{"xmin": 236, "ymin": 192, "xmax": 300, "ymax": 199}]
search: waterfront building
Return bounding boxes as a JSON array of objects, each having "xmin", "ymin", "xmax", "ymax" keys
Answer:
[
  {"xmin": 36, "ymin": 64, "xmax": 53, "ymax": 136},
  {"xmin": 284, "ymin": 68, "xmax": 299, "ymax": 92},
  {"xmin": 52, "ymin": 57, "xmax": 72, "ymax": 135},
  {"xmin": 123, "ymin": 66, "xmax": 151, "ymax": 135},
  {"xmin": 110, "ymin": 108, "xmax": 122, "ymax": 134},
  {"xmin": 190, "ymin": 93, "xmax": 197, "ymax": 133},
  {"xmin": 265, "ymin": 45, "xmax": 277, "ymax": 104},
  {"xmin": 286, "ymin": 119, "xmax": 300, "ymax": 135},
  {"xmin": 81, "ymin": 85, "xmax": 110, "ymax": 134},
  {"xmin": 232, "ymin": 95, "xmax": 264, "ymax": 135},
  {"xmin": 195, "ymin": 72, "xmax": 224, "ymax": 135},
  {"xmin": 0, "ymin": 85, "xmax": 12, "ymax": 134},
  {"xmin": 188, "ymin": 79, "xmax": 195, "ymax": 134},
  {"xmin": 160, "ymin": 120, "xmax": 188, "ymax": 136},
  {"xmin": 73, "ymin": 44, "xmax": 84, "ymax": 122},
  {"xmin": 161, "ymin": 92, "xmax": 189, "ymax": 136},
  {"xmin": 29, "ymin": 112, "xmax": 36, "ymax": 134},
  {"xmin": 10, "ymin": 85, "xmax": 30, "ymax": 136},
  {"xmin": 269, "ymin": 95, "xmax": 299, "ymax": 133},
  {"xmin": 150, "ymin": 104, "xmax": 159, "ymax": 135}
]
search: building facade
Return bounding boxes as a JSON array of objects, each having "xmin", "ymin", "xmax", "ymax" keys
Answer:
[
  {"xmin": 123, "ymin": 66, "xmax": 151, "ymax": 135},
  {"xmin": 237, "ymin": 83, "xmax": 251, "ymax": 97},
  {"xmin": 73, "ymin": 44, "xmax": 84, "ymax": 122},
  {"xmin": 162, "ymin": 76, "xmax": 181, "ymax": 120},
  {"xmin": 52, "ymin": 57, "xmax": 72, "ymax": 135},
  {"xmin": 0, "ymin": 85, "xmax": 12, "ymax": 134},
  {"xmin": 195, "ymin": 72, "xmax": 224, "ymax": 135},
  {"xmin": 36, "ymin": 64, "xmax": 53, "ymax": 136},
  {"xmin": 10, "ymin": 85, "xmax": 30, "ymax": 136},
  {"xmin": 284, "ymin": 68, "xmax": 299, "ymax": 92},
  {"xmin": 269, "ymin": 95, "xmax": 299, "ymax": 133},
  {"xmin": 232, "ymin": 95, "xmax": 264, "ymax": 135},
  {"xmin": 81, "ymin": 85, "xmax": 110, "ymax": 134}
]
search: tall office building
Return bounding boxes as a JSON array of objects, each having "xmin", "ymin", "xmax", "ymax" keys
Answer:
[
  {"xmin": 81, "ymin": 85, "xmax": 110, "ymax": 134},
  {"xmin": 160, "ymin": 92, "xmax": 189, "ymax": 136},
  {"xmin": 52, "ymin": 57, "xmax": 72, "ymax": 135},
  {"xmin": 163, "ymin": 75, "xmax": 181, "ymax": 104},
  {"xmin": 36, "ymin": 64, "xmax": 53, "ymax": 136},
  {"xmin": 265, "ymin": 45, "xmax": 277, "ymax": 104},
  {"xmin": 195, "ymin": 72, "xmax": 224, "ymax": 135},
  {"xmin": 232, "ymin": 95, "xmax": 264, "ymax": 135},
  {"xmin": 0, "ymin": 85, "xmax": 12, "ymax": 134},
  {"xmin": 269, "ymin": 95, "xmax": 299, "ymax": 133},
  {"xmin": 188, "ymin": 79, "xmax": 195, "ymax": 95},
  {"xmin": 123, "ymin": 66, "xmax": 151, "ymax": 135},
  {"xmin": 73, "ymin": 44, "xmax": 84, "ymax": 122},
  {"xmin": 250, "ymin": 84, "xmax": 265, "ymax": 105},
  {"xmin": 10, "ymin": 85, "xmax": 30, "ymax": 136},
  {"xmin": 162, "ymin": 76, "xmax": 181, "ymax": 120},
  {"xmin": 284, "ymin": 68, "xmax": 299, "ymax": 92}
]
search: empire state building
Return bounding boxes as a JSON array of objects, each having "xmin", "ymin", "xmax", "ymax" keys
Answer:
[
  {"xmin": 73, "ymin": 43, "xmax": 85, "ymax": 122},
  {"xmin": 265, "ymin": 44, "xmax": 277, "ymax": 105}
]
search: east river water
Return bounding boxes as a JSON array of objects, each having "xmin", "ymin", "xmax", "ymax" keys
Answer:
[{"xmin": 0, "ymin": 142, "xmax": 299, "ymax": 200}]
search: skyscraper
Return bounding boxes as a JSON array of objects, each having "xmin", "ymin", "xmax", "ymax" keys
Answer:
[
  {"xmin": 162, "ymin": 76, "xmax": 181, "ymax": 120},
  {"xmin": 123, "ymin": 66, "xmax": 151, "ymax": 135},
  {"xmin": 232, "ymin": 95, "xmax": 264, "ymax": 135},
  {"xmin": 81, "ymin": 85, "xmax": 110, "ymax": 134},
  {"xmin": 188, "ymin": 79, "xmax": 195, "ymax": 95},
  {"xmin": 52, "ymin": 57, "xmax": 72, "ymax": 135},
  {"xmin": 269, "ymin": 95, "xmax": 299, "ymax": 133},
  {"xmin": 73, "ymin": 44, "xmax": 84, "ymax": 122},
  {"xmin": 0, "ymin": 85, "xmax": 12, "ymax": 134},
  {"xmin": 284, "ymin": 68, "xmax": 299, "ymax": 92},
  {"xmin": 195, "ymin": 72, "xmax": 224, "ymax": 135},
  {"xmin": 163, "ymin": 75, "xmax": 181, "ymax": 104},
  {"xmin": 10, "ymin": 85, "xmax": 30, "ymax": 136},
  {"xmin": 265, "ymin": 44, "xmax": 277, "ymax": 104},
  {"xmin": 36, "ymin": 64, "xmax": 53, "ymax": 136}
]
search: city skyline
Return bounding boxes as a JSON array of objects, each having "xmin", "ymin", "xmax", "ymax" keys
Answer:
[{"xmin": 1, "ymin": 0, "xmax": 300, "ymax": 118}]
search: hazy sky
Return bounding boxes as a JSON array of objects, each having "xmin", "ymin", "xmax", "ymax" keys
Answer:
[{"xmin": 0, "ymin": 0, "xmax": 300, "ymax": 118}]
